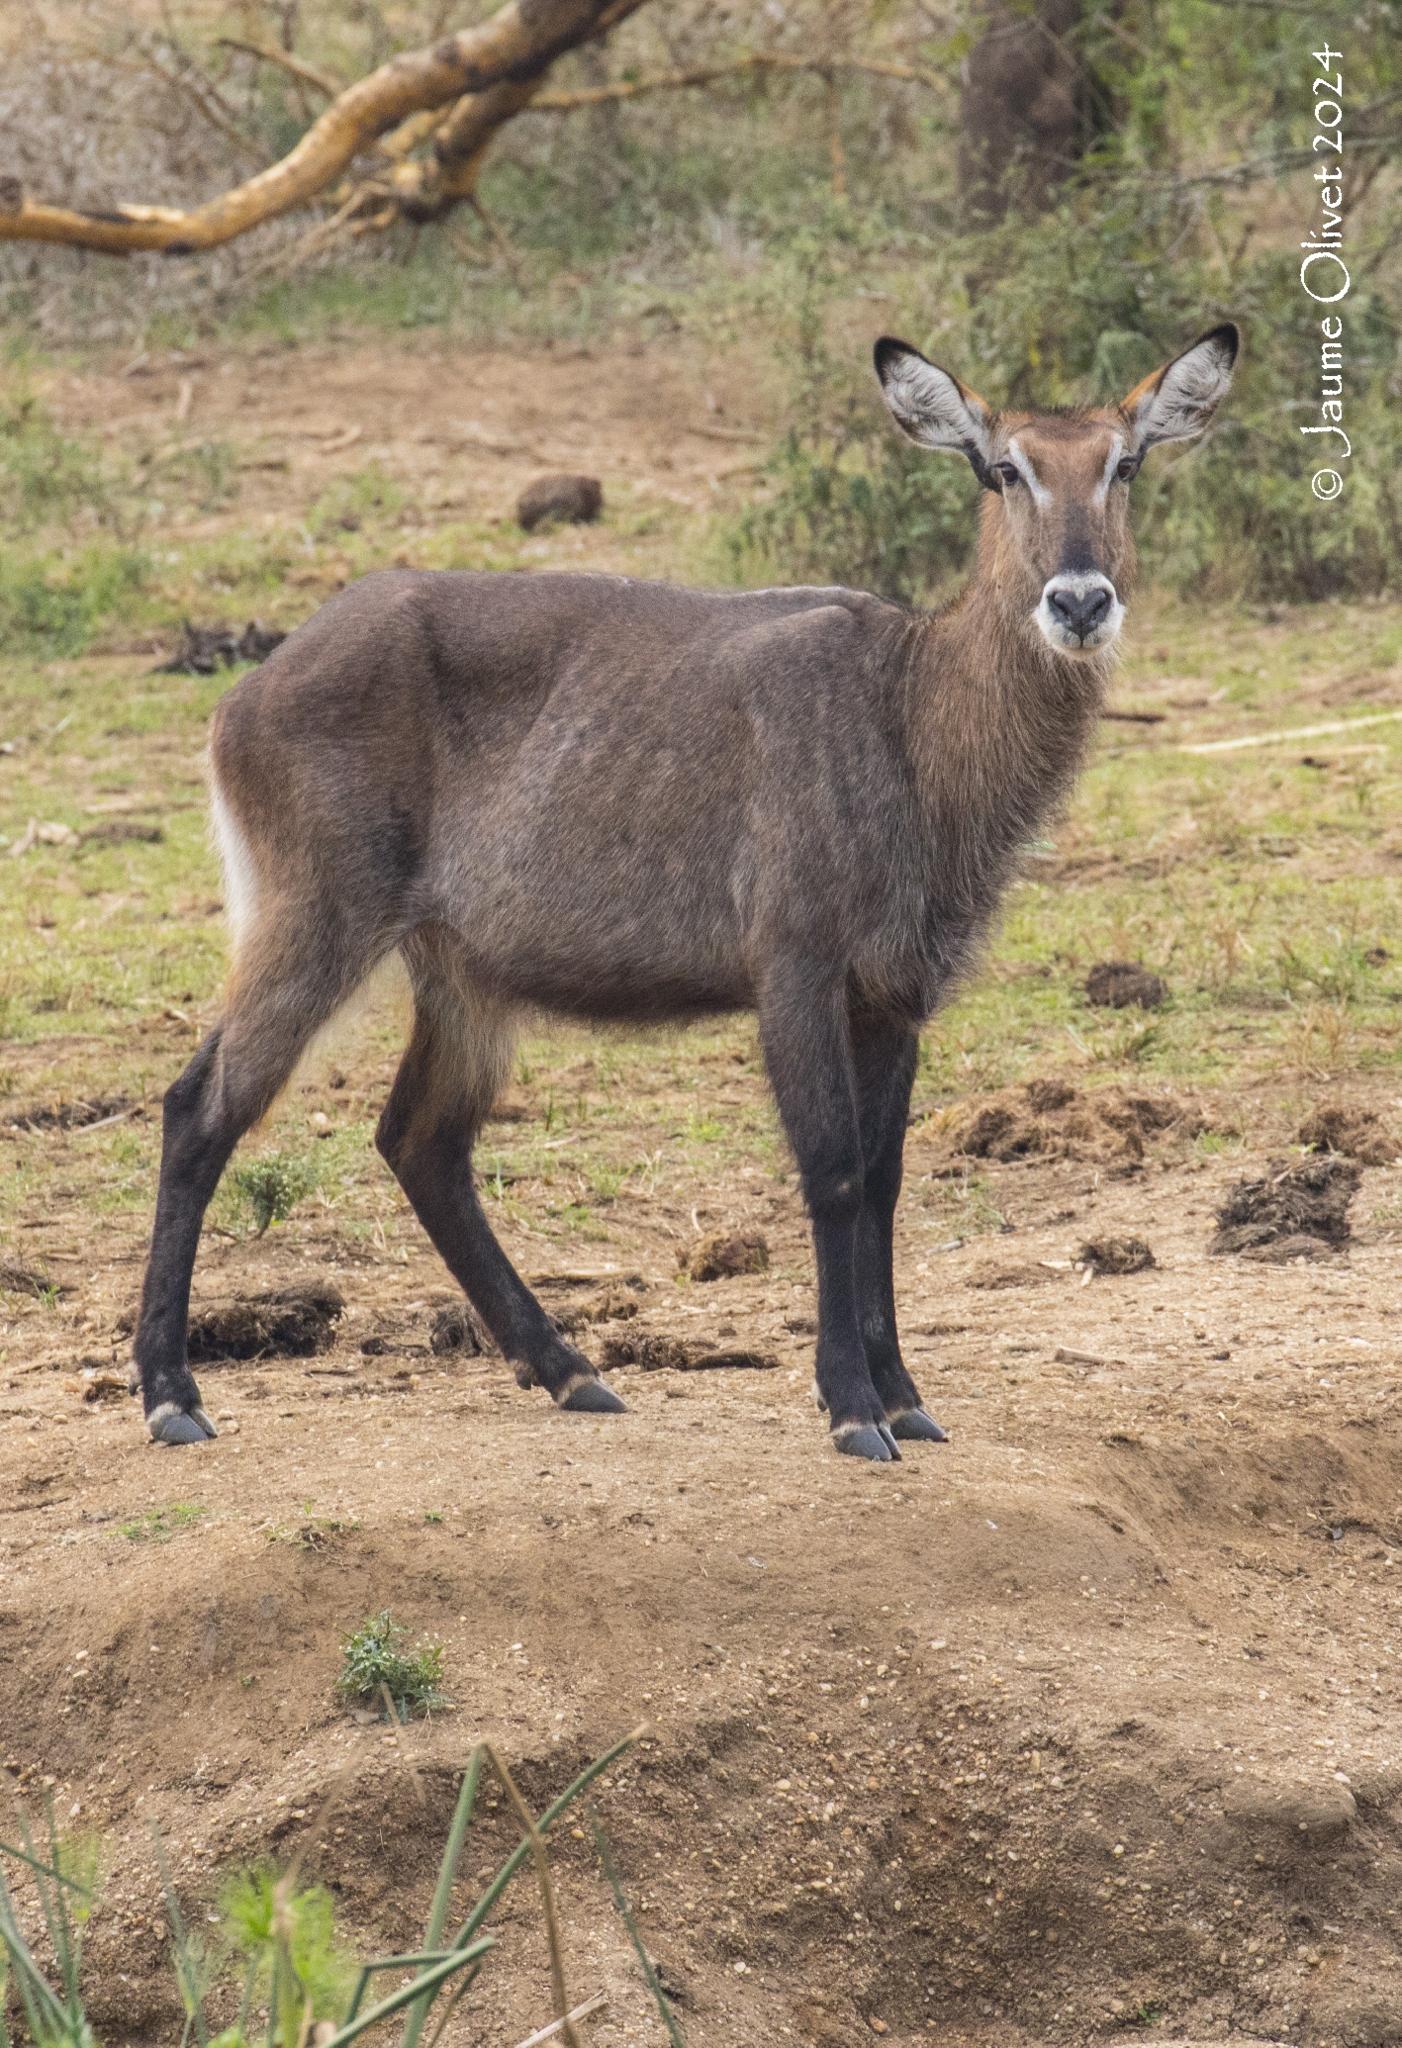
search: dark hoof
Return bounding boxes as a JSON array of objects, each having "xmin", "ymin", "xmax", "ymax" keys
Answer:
[
  {"xmin": 148, "ymin": 1403, "xmax": 218, "ymax": 1446},
  {"xmin": 557, "ymin": 1375, "xmax": 627, "ymax": 1415},
  {"xmin": 887, "ymin": 1407, "xmax": 948, "ymax": 1444},
  {"xmin": 833, "ymin": 1422, "xmax": 901, "ymax": 1462}
]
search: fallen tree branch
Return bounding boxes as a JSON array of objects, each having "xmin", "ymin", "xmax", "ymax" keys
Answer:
[{"xmin": 0, "ymin": 0, "xmax": 650, "ymax": 254}]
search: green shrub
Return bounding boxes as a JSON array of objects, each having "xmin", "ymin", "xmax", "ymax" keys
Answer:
[
  {"xmin": 219, "ymin": 1866, "xmax": 357, "ymax": 2026},
  {"xmin": 228, "ymin": 1150, "xmax": 319, "ymax": 1236},
  {"xmin": 335, "ymin": 1610, "xmax": 449, "ymax": 1720}
]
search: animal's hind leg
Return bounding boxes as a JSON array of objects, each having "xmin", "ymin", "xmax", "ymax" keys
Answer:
[
  {"xmin": 134, "ymin": 907, "xmax": 386, "ymax": 1444},
  {"xmin": 851, "ymin": 1013, "xmax": 946, "ymax": 1446},
  {"xmin": 376, "ymin": 931, "xmax": 625, "ymax": 1416}
]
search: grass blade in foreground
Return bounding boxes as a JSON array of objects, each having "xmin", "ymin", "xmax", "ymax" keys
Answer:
[{"xmin": 589, "ymin": 1811, "xmax": 685, "ymax": 2048}]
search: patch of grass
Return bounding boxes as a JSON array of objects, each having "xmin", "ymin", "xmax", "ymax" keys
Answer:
[
  {"xmin": 267, "ymin": 1510, "xmax": 360, "ymax": 1550},
  {"xmin": 119, "ymin": 1502, "xmax": 208, "ymax": 1543},
  {"xmin": 335, "ymin": 1610, "xmax": 448, "ymax": 1721},
  {"xmin": 0, "ymin": 542, "xmax": 149, "ymax": 659}
]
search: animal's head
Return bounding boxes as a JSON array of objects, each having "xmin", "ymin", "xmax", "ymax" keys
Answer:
[{"xmin": 874, "ymin": 324, "xmax": 1240, "ymax": 658}]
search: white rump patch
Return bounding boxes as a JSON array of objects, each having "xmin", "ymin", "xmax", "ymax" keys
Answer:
[{"xmin": 209, "ymin": 779, "xmax": 258, "ymax": 948}]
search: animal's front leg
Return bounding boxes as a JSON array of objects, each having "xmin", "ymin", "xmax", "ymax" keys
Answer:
[
  {"xmin": 851, "ymin": 1013, "xmax": 947, "ymax": 1446},
  {"xmin": 759, "ymin": 964, "xmax": 899, "ymax": 1462}
]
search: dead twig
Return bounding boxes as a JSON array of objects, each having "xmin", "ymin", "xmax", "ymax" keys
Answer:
[
  {"xmin": 510, "ymin": 1995, "xmax": 609, "ymax": 2048},
  {"xmin": 216, "ymin": 36, "xmax": 344, "ymax": 98},
  {"xmin": 483, "ymin": 1743, "xmax": 581, "ymax": 2048}
]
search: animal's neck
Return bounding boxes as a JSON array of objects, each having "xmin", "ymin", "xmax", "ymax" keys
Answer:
[{"xmin": 902, "ymin": 523, "xmax": 1111, "ymax": 883}]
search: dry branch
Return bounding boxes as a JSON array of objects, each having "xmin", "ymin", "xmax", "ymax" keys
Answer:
[
  {"xmin": 529, "ymin": 50, "xmax": 951, "ymax": 110},
  {"xmin": 0, "ymin": 0, "xmax": 649, "ymax": 254},
  {"xmin": 215, "ymin": 37, "xmax": 344, "ymax": 100}
]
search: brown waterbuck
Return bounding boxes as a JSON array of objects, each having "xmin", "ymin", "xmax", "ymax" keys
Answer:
[{"xmin": 133, "ymin": 322, "xmax": 1238, "ymax": 1459}]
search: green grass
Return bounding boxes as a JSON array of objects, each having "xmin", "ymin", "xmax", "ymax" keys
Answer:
[{"xmin": 118, "ymin": 1502, "xmax": 208, "ymax": 1543}]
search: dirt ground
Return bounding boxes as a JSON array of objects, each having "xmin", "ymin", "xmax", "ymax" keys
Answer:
[{"xmin": 2, "ymin": 334, "xmax": 1401, "ymax": 2048}]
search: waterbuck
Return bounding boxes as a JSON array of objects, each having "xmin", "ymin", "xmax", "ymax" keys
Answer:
[{"xmin": 134, "ymin": 322, "xmax": 1238, "ymax": 1460}]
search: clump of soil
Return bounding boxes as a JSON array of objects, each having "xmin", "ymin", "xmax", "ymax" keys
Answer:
[
  {"xmin": 968, "ymin": 1259, "xmax": 1059, "ymax": 1291},
  {"xmin": 516, "ymin": 473, "xmax": 603, "ymax": 532},
  {"xmin": 1211, "ymin": 1156, "xmax": 1360, "ymax": 1261},
  {"xmin": 599, "ymin": 1332, "xmax": 777, "ymax": 1372},
  {"xmin": 553, "ymin": 1283, "xmax": 643, "ymax": 1333},
  {"xmin": 79, "ymin": 821, "xmax": 164, "ymax": 847},
  {"xmin": 686, "ymin": 1230, "xmax": 770, "ymax": 1282},
  {"xmin": 149, "ymin": 1285, "xmax": 346, "ymax": 1362},
  {"xmin": 7, "ymin": 1094, "xmax": 135, "ymax": 1133},
  {"xmin": 942, "ymin": 1079, "xmax": 1201, "ymax": 1165},
  {"xmin": 0, "ymin": 1260, "xmax": 66, "ymax": 1298},
  {"xmin": 428, "ymin": 1304, "xmax": 489, "ymax": 1356},
  {"xmin": 155, "ymin": 620, "xmax": 287, "ymax": 675},
  {"xmin": 1084, "ymin": 960, "xmax": 1167, "ymax": 1009},
  {"xmin": 1078, "ymin": 1235, "xmax": 1156, "ymax": 1275},
  {"xmin": 1297, "ymin": 1102, "xmax": 1399, "ymax": 1167}
]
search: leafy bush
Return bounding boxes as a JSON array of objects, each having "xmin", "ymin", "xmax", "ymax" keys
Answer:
[
  {"xmin": 336, "ymin": 1611, "xmax": 448, "ymax": 1720},
  {"xmin": 228, "ymin": 1151, "xmax": 319, "ymax": 1236}
]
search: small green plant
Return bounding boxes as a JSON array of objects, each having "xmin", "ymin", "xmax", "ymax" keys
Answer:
[
  {"xmin": 335, "ymin": 1611, "xmax": 448, "ymax": 1720},
  {"xmin": 229, "ymin": 1151, "xmax": 319, "ymax": 1236},
  {"xmin": 119, "ymin": 1502, "xmax": 208, "ymax": 1543},
  {"xmin": 220, "ymin": 1866, "xmax": 357, "ymax": 2034}
]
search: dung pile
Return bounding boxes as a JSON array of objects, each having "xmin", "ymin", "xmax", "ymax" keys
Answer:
[
  {"xmin": 180, "ymin": 1284, "xmax": 344, "ymax": 1362},
  {"xmin": 1084, "ymin": 960, "xmax": 1167, "ymax": 1009},
  {"xmin": 1297, "ymin": 1102, "xmax": 1399, "ymax": 1167},
  {"xmin": 1078, "ymin": 1236, "xmax": 1156, "ymax": 1275},
  {"xmin": 941, "ymin": 1078, "xmax": 1202, "ymax": 1166},
  {"xmin": 1210, "ymin": 1156, "xmax": 1360, "ymax": 1262},
  {"xmin": 686, "ymin": 1230, "xmax": 770, "ymax": 1282},
  {"xmin": 599, "ymin": 1332, "xmax": 777, "ymax": 1372}
]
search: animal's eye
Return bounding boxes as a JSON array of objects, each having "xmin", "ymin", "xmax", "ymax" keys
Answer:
[
  {"xmin": 995, "ymin": 462, "xmax": 1020, "ymax": 487},
  {"xmin": 1116, "ymin": 456, "xmax": 1139, "ymax": 483}
]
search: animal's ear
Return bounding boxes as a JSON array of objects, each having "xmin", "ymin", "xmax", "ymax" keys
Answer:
[
  {"xmin": 1121, "ymin": 322, "xmax": 1240, "ymax": 452},
  {"xmin": 874, "ymin": 337, "xmax": 994, "ymax": 481}
]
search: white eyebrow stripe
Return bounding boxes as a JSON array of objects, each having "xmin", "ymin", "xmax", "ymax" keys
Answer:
[
  {"xmin": 1006, "ymin": 438, "xmax": 1051, "ymax": 508},
  {"xmin": 1094, "ymin": 433, "xmax": 1125, "ymax": 505}
]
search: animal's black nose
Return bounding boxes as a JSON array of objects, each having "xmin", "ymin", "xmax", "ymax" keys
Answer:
[{"xmin": 1048, "ymin": 584, "xmax": 1112, "ymax": 641}]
